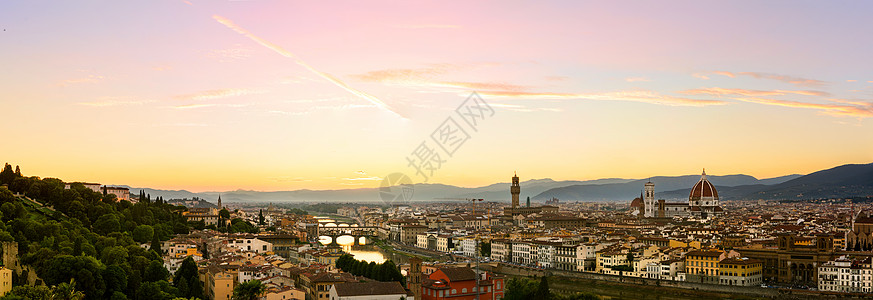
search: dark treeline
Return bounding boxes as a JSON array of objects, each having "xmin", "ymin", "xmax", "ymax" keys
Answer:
[
  {"xmin": 335, "ymin": 254, "xmax": 404, "ymax": 284},
  {"xmin": 505, "ymin": 277, "xmax": 600, "ymax": 300},
  {"xmin": 0, "ymin": 163, "xmax": 204, "ymax": 300}
]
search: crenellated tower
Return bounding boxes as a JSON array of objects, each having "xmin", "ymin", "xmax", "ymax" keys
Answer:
[{"xmin": 511, "ymin": 172, "xmax": 520, "ymax": 209}]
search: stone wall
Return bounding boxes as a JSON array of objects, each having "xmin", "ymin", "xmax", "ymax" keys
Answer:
[{"xmin": 1, "ymin": 241, "xmax": 42, "ymax": 286}]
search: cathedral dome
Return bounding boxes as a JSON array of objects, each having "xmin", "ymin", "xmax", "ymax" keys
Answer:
[
  {"xmin": 630, "ymin": 197, "xmax": 642, "ymax": 208},
  {"xmin": 689, "ymin": 169, "xmax": 718, "ymax": 200}
]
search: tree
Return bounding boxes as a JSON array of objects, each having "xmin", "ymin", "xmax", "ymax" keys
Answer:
[
  {"xmin": 132, "ymin": 225, "xmax": 154, "ymax": 244},
  {"xmin": 232, "ymin": 280, "xmax": 265, "ymax": 300},
  {"xmin": 626, "ymin": 252, "xmax": 634, "ymax": 266},
  {"xmin": 93, "ymin": 214, "xmax": 121, "ymax": 235},
  {"xmin": 258, "ymin": 209, "xmax": 265, "ymax": 226},
  {"xmin": 135, "ymin": 281, "xmax": 177, "ymax": 300},
  {"xmin": 73, "ymin": 236, "xmax": 83, "ymax": 256},
  {"xmin": 480, "ymin": 242, "xmax": 491, "ymax": 257},
  {"xmin": 54, "ymin": 278, "xmax": 87, "ymax": 300},
  {"xmin": 367, "ymin": 262, "xmax": 377, "ymax": 279},
  {"xmin": 504, "ymin": 277, "xmax": 538, "ymax": 300},
  {"xmin": 3, "ymin": 285, "xmax": 53, "ymax": 300},
  {"xmin": 174, "ymin": 257, "xmax": 201, "ymax": 298},
  {"xmin": 103, "ymin": 265, "xmax": 128, "ymax": 297},
  {"xmin": 144, "ymin": 260, "xmax": 169, "ymax": 282},
  {"xmin": 0, "ymin": 163, "xmax": 15, "ymax": 185},
  {"xmin": 534, "ymin": 276, "xmax": 550, "ymax": 300},
  {"xmin": 151, "ymin": 233, "xmax": 163, "ymax": 254},
  {"xmin": 188, "ymin": 275, "xmax": 204, "ymax": 300}
]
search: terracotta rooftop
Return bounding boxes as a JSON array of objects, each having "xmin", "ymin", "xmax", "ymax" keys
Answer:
[{"xmin": 332, "ymin": 281, "xmax": 407, "ymax": 297}]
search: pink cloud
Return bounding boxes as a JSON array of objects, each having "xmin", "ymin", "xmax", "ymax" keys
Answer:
[
  {"xmin": 733, "ymin": 97, "xmax": 873, "ymax": 117},
  {"xmin": 711, "ymin": 71, "xmax": 825, "ymax": 87},
  {"xmin": 480, "ymin": 90, "xmax": 727, "ymax": 107},
  {"xmin": 625, "ymin": 77, "xmax": 651, "ymax": 82},
  {"xmin": 173, "ymin": 88, "xmax": 260, "ymax": 101},
  {"xmin": 679, "ymin": 87, "xmax": 830, "ymax": 97}
]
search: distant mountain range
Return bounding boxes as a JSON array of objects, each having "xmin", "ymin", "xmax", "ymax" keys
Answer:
[{"xmin": 128, "ymin": 162, "xmax": 873, "ymax": 204}]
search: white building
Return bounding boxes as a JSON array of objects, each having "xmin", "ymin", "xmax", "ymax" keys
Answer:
[
  {"xmin": 511, "ymin": 242, "xmax": 532, "ymax": 265},
  {"xmin": 227, "ymin": 235, "xmax": 273, "ymax": 254},
  {"xmin": 63, "ymin": 182, "xmax": 102, "ymax": 193},
  {"xmin": 491, "ymin": 240, "xmax": 511, "ymax": 262},
  {"xmin": 577, "ymin": 243, "xmax": 605, "ymax": 272},
  {"xmin": 460, "ymin": 238, "xmax": 478, "ymax": 258},
  {"xmin": 436, "ymin": 235, "xmax": 453, "ymax": 253},
  {"xmin": 646, "ymin": 263, "xmax": 661, "ymax": 279},
  {"xmin": 533, "ymin": 241, "xmax": 557, "ymax": 269},
  {"xmin": 417, "ymin": 234, "xmax": 429, "ymax": 249},
  {"xmin": 104, "ymin": 186, "xmax": 130, "ymax": 202},
  {"xmin": 659, "ymin": 259, "xmax": 685, "ymax": 281},
  {"xmin": 819, "ymin": 258, "xmax": 873, "ymax": 293}
]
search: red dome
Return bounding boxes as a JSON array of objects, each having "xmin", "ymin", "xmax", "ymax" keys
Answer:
[{"xmin": 689, "ymin": 170, "xmax": 718, "ymax": 200}]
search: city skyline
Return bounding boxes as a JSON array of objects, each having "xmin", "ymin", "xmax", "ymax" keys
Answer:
[{"xmin": 2, "ymin": 1, "xmax": 872, "ymax": 192}]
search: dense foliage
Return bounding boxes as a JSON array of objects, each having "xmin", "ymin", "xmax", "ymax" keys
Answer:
[
  {"xmin": 231, "ymin": 280, "xmax": 265, "ymax": 300},
  {"xmin": 505, "ymin": 277, "xmax": 599, "ymax": 300},
  {"xmin": 0, "ymin": 163, "xmax": 201, "ymax": 300},
  {"xmin": 480, "ymin": 242, "xmax": 491, "ymax": 257},
  {"xmin": 335, "ymin": 254, "xmax": 404, "ymax": 283}
]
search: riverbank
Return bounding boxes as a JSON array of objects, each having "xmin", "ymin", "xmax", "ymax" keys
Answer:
[
  {"xmin": 309, "ymin": 212, "xmax": 356, "ymax": 224},
  {"xmin": 547, "ymin": 275, "xmax": 767, "ymax": 300},
  {"xmin": 372, "ymin": 239, "xmax": 443, "ymax": 262},
  {"xmin": 489, "ymin": 263, "xmax": 869, "ymax": 300}
]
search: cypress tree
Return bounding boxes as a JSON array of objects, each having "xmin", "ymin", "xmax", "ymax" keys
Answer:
[
  {"xmin": 151, "ymin": 233, "xmax": 162, "ymax": 255},
  {"xmin": 535, "ymin": 276, "xmax": 550, "ymax": 299}
]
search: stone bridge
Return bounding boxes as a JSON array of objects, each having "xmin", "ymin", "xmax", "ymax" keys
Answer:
[{"xmin": 318, "ymin": 226, "xmax": 379, "ymax": 246}]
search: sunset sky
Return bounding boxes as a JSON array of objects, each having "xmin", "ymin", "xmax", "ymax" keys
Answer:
[{"xmin": 2, "ymin": 1, "xmax": 872, "ymax": 192}]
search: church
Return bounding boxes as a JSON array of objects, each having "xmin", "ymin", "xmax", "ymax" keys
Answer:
[{"xmin": 630, "ymin": 170, "xmax": 724, "ymax": 219}]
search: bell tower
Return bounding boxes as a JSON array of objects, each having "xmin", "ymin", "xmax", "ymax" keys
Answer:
[
  {"xmin": 408, "ymin": 257, "xmax": 422, "ymax": 300},
  {"xmin": 644, "ymin": 181, "xmax": 655, "ymax": 218},
  {"xmin": 511, "ymin": 172, "xmax": 520, "ymax": 209}
]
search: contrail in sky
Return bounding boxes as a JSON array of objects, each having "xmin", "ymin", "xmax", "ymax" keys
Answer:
[{"xmin": 213, "ymin": 15, "xmax": 405, "ymax": 119}]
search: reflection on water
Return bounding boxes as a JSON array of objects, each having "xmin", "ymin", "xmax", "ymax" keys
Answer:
[
  {"xmin": 347, "ymin": 249, "xmax": 387, "ymax": 263},
  {"xmin": 316, "ymin": 236, "xmax": 417, "ymax": 265},
  {"xmin": 318, "ymin": 236, "xmax": 368, "ymax": 246}
]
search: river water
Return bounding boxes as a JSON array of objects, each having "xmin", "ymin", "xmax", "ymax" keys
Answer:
[{"xmin": 316, "ymin": 236, "xmax": 406, "ymax": 264}]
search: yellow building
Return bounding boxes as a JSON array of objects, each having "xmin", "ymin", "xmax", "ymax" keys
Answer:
[
  {"xmin": 206, "ymin": 266, "xmax": 235, "ymax": 300},
  {"xmin": 668, "ymin": 239, "xmax": 701, "ymax": 249},
  {"xmin": 718, "ymin": 258, "xmax": 763, "ymax": 286},
  {"xmin": 0, "ymin": 267, "xmax": 11, "ymax": 297},
  {"xmin": 595, "ymin": 251, "xmax": 628, "ymax": 273},
  {"xmin": 303, "ymin": 272, "xmax": 356, "ymax": 300},
  {"xmin": 684, "ymin": 250, "xmax": 723, "ymax": 283},
  {"xmin": 264, "ymin": 286, "xmax": 305, "ymax": 300}
]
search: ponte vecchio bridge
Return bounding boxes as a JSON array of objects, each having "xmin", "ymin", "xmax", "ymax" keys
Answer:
[{"xmin": 317, "ymin": 224, "xmax": 379, "ymax": 246}]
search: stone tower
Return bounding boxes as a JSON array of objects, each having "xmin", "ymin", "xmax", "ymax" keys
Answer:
[
  {"xmin": 408, "ymin": 257, "xmax": 422, "ymax": 300},
  {"xmin": 217, "ymin": 194, "xmax": 222, "ymax": 209},
  {"xmin": 644, "ymin": 181, "xmax": 655, "ymax": 218},
  {"xmin": 511, "ymin": 172, "xmax": 520, "ymax": 209},
  {"xmin": 1, "ymin": 242, "xmax": 20, "ymax": 273}
]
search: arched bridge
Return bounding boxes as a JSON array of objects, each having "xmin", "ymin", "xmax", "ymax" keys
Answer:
[{"xmin": 318, "ymin": 226, "xmax": 379, "ymax": 246}]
